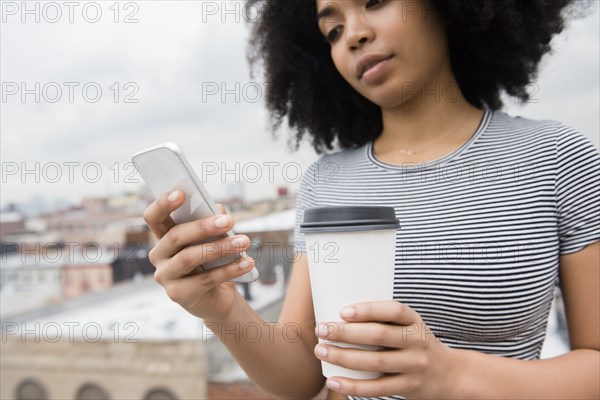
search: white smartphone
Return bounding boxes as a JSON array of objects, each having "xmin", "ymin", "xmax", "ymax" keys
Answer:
[{"xmin": 132, "ymin": 142, "xmax": 259, "ymax": 283}]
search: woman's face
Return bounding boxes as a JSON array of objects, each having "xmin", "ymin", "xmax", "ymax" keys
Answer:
[{"xmin": 315, "ymin": 0, "xmax": 451, "ymax": 109}]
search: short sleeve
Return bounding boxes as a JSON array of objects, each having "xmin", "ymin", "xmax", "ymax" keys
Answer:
[
  {"xmin": 555, "ymin": 124, "xmax": 600, "ymax": 254},
  {"xmin": 292, "ymin": 161, "xmax": 320, "ymax": 253}
]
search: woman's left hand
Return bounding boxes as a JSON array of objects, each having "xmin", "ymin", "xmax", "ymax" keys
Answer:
[{"xmin": 314, "ymin": 301, "xmax": 461, "ymax": 399}]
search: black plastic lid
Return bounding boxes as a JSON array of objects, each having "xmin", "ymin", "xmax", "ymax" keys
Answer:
[{"xmin": 300, "ymin": 206, "xmax": 400, "ymax": 233}]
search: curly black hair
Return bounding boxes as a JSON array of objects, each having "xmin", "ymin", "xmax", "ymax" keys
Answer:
[{"xmin": 246, "ymin": 0, "xmax": 592, "ymax": 154}]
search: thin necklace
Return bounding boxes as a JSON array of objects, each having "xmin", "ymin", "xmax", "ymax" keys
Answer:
[{"xmin": 398, "ymin": 109, "xmax": 474, "ymax": 156}]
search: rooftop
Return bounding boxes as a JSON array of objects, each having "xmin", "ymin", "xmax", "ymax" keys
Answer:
[
  {"xmin": 2, "ymin": 265, "xmax": 286, "ymax": 341},
  {"xmin": 234, "ymin": 208, "xmax": 295, "ymax": 234}
]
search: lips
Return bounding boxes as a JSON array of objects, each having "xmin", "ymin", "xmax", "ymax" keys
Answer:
[{"xmin": 356, "ymin": 54, "xmax": 394, "ymax": 79}]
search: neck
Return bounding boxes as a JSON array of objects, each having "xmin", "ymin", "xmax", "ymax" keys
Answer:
[{"xmin": 376, "ymin": 68, "xmax": 482, "ymax": 151}]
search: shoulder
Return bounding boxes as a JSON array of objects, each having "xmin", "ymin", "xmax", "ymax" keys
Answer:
[
  {"xmin": 483, "ymin": 110, "xmax": 598, "ymax": 156},
  {"xmin": 491, "ymin": 110, "xmax": 594, "ymax": 141},
  {"xmin": 488, "ymin": 109, "xmax": 565, "ymax": 138}
]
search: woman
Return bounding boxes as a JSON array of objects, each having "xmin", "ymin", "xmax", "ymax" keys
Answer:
[{"xmin": 144, "ymin": 0, "xmax": 599, "ymax": 398}]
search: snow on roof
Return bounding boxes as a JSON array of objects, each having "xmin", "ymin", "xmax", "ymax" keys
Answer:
[
  {"xmin": 233, "ymin": 209, "xmax": 296, "ymax": 234},
  {"xmin": 3, "ymin": 265, "xmax": 286, "ymax": 342},
  {"xmin": 0, "ymin": 212, "xmax": 24, "ymax": 223}
]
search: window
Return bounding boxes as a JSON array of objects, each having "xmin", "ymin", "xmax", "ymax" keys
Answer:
[
  {"xmin": 76, "ymin": 383, "xmax": 110, "ymax": 400},
  {"xmin": 22, "ymin": 272, "xmax": 32, "ymax": 283},
  {"xmin": 16, "ymin": 378, "xmax": 48, "ymax": 400},
  {"xmin": 145, "ymin": 389, "xmax": 178, "ymax": 400},
  {"xmin": 7, "ymin": 271, "xmax": 18, "ymax": 283}
]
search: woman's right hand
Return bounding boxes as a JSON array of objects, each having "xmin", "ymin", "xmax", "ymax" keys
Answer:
[{"xmin": 143, "ymin": 189, "xmax": 255, "ymax": 322}]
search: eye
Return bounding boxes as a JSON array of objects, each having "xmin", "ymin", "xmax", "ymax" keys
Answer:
[
  {"xmin": 322, "ymin": 0, "xmax": 386, "ymax": 44},
  {"xmin": 325, "ymin": 26, "xmax": 342, "ymax": 43},
  {"xmin": 366, "ymin": 0, "xmax": 385, "ymax": 9}
]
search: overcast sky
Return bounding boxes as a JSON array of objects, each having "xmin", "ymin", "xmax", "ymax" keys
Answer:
[{"xmin": 1, "ymin": 1, "xmax": 598, "ymax": 211}]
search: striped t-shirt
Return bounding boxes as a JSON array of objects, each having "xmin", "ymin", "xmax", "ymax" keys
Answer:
[{"xmin": 292, "ymin": 107, "xmax": 600, "ymax": 400}]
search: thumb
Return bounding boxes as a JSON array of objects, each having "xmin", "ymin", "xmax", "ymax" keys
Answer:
[{"xmin": 215, "ymin": 203, "xmax": 228, "ymax": 215}]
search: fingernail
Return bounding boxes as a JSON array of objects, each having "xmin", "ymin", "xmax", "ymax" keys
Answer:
[
  {"xmin": 239, "ymin": 258, "xmax": 252, "ymax": 269},
  {"xmin": 168, "ymin": 190, "xmax": 180, "ymax": 202},
  {"xmin": 317, "ymin": 324, "xmax": 328, "ymax": 337},
  {"xmin": 231, "ymin": 236, "xmax": 248, "ymax": 247},
  {"xmin": 327, "ymin": 379, "xmax": 341, "ymax": 391},
  {"xmin": 214, "ymin": 215, "xmax": 231, "ymax": 228},
  {"xmin": 315, "ymin": 344, "xmax": 328, "ymax": 358},
  {"xmin": 340, "ymin": 307, "xmax": 355, "ymax": 318}
]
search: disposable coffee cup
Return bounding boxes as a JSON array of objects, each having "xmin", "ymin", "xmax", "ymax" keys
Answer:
[{"xmin": 300, "ymin": 206, "xmax": 400, "ymax": 380}]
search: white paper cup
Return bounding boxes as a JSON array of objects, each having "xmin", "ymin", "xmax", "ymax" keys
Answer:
[{"xmin": 300, "ymin": 206, "xmax": 400, "ymax": 380}]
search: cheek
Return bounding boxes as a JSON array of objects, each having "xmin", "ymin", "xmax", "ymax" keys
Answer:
[
  {"xmin": 411, "ymin": 13, "xmax": 449, "ymax": 69},
  {"xmin": 331, "ymin": 51, "xmax": 355, "ymax": 82}
]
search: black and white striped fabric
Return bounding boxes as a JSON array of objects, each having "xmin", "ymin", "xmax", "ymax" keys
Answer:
[{"xmin": 292, "ymin": 107, "xmax": 600, "ymax": 400}]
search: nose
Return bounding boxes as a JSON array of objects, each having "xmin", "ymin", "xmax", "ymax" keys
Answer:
[{"xmin": 344, "ymin": 14, "xmax": 373, "ymax": 49}]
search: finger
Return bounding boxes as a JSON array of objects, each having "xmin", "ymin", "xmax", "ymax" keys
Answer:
[
  {"xmin": 143, "ymin": 190, "xmax": 186, "ymax": 239},
  {"xmin": 340, "ymin": 301, "xmax": 419, "ymax": 325},
  {"xmin": 316, "ymin": 321, "xmax": 412, "ymax": 348},
  {"xmin": 325, "ymin": 374, "xmax": 414, "ymax": 398},
  {"xmin": 155, "ymin": 235, "xmax": 251, "ymax": 282},
  {"xmin": 152, "ymin": 213, "xmax": 236, "ymax": 259},
  {"xmin": 215, "ymin": 203, "xmax": 228, "ymax": 215},
  {"xmin": 162, "ymin": 257, "xmax": 256, "ymax": 301},
  {"xmin": 314, "ymin": 344, "xmax": 407, "ymax": 374}
]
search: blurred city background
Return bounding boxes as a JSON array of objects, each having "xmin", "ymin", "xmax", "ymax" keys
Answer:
[{"xmin": 1, "ymin": 1, "xmax": 598, "ymax": 399}]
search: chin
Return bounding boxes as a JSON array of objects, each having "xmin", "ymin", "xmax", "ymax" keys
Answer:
[
  {"xmin": 353, "ymin": 77, "xmax": 420, "ymax": 109},
  {"xmin": 361, "ymin": 90, "xmax": 414, "ymax": 110}
]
